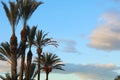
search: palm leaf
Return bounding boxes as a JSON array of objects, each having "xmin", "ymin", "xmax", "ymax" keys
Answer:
[
  {"xmin": 19, "ymin": 0, "xmax": 43, "ymax": 23},
  {"xmin": 27, "ymin": 26, "xmax": 37, "ymax": 47}
]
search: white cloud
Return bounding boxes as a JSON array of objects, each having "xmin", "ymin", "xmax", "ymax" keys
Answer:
[{"xmin": 89, "ymin": 11, "xmax": 120, "ymax": 51}]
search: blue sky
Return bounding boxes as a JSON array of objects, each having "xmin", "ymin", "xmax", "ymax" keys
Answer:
[{"xmin": 1, "ymin": 0, "xmax": 120, "ymax": 80}]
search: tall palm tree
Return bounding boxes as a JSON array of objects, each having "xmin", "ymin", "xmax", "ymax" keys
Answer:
[
  {"xmin": 26, "ymin": 26, "xmax": 37, "ymax": 80},
  {"xmin": 35, "ymin": 52, "xmax": 65, "ymax": 80},
  {"xmin": 2, "ymin": 1, "xmax": 20, "ymax": 80},
  {"xmin": 35, "ymin": 30, "xmax": 58, "ymax": 80},
  {"xmin": 17, "ymin": 0, "xmax": 43, "ymax": 79}
]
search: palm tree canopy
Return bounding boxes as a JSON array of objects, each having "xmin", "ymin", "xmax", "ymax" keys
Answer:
[
  {"xmin": 18, "ymin": 0, "xmax": 43, "ymax": 24},
  {"xmin": 0, "ymin": 42, "xmax": 22, "ymax": 64},
  {"xmin": 35, "ymin": 52, "xmax": 65, "ymax": 72},
  {"xmin": 1, "ymin": 1, "xmax": 20, "ymax": 33},
  {"xmin": 35, "ymin": 30, "xmax": 58, "ymax": 48}
]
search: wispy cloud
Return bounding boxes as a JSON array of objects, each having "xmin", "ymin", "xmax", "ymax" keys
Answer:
[
  {"xmin": 88, "ymin": 10, "xmax": 120, "ymax": 51},
  {"xmin": 112, "ymin": 0, "xmax": 120, "ymax": 2},
  {"xmin": 57, "ymin": 39, "xmax": 80, "ymax": 53},
  {"xmin": 53, "ymin": 63, "xmax": 119, "ymax": 80}
]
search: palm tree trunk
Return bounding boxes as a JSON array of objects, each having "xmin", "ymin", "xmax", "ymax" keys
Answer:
[
  {"xmin": 10, "ymin": 34, "xmax": 18, "ymax": 80},
  {"xmin": 19, "ymin": 26, "xmax": 28, "ymax": 80},
  {"xmin": 38, "ymin": 54, "xmax": 40, "ymax": 80},
  {"xmin": 19, "ymin": 44, "xmax": 25, "ymax": 80},
  {"xmin": 37, "ymin": 48, "xmax": 42, "ymax": 80},
  {"xmin": 26, "ymin": 49, "xmax": 33, "ymax": 80},
  {"xmin": 46, "ymin": 72, "xmax": 49, "ymax": 80}
]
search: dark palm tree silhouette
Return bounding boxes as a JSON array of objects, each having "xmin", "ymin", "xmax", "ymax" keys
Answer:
[
  {"xmin": 35, "ymin": 30, "xmax": 58, "ymax": 80},
  {"xmin": 17, "ymin": 0, "xmax": 43, "ymax": 79},
  {"xmin": 1, "ymin": 1, "xmax": 20, "ymax": 79},
  {"xmin": 35, "ymin": 52, "xmax": 65, "ymax": 80},
  {"xmin": 25, "ymin": 26, "xmax": 37, "ymax": 80}
]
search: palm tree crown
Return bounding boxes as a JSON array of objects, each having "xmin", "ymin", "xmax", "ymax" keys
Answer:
[
  {"xmin": 2, "ymin": 1, "xmax": 20, "ymax": 34},
  {"xmin": 41, "ymin": 52, "xmax": 65, "ymax": 72},
  {"xmin": 35, "ymin": 30, "xmax": 58, "ymax": 49},
  {"xmin": 18, "ymin": 0, "xmax": 43, "ymax": 25},
  {"xmin": 35, "ymin": 52, "xmax": 64, "ymax": 80}
]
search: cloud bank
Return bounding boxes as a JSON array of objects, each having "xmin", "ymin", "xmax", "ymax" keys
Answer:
[
  {"xmin": 53, "ymin": 63, "xmax": 118, "ymax": 80},
  {"xmin": 89, "ymin": 11, "xmax": 120, "ymax": 51},
  {"xmin": 0, "ymin": 61, "xmax": 118, "ymax": 80}
]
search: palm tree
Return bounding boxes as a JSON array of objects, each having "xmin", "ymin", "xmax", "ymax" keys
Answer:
[
  {"xmin": 35, "ymin": 52, "xmax": 65, "ymax": 80},
  {"xmin": 25, "ymin": 26, "xmax": 37, "ymax": 80},
  {"xmin": 1, "ymin": 1, "xmax": 20, "ymax": 80},
  {"xmin": 35, "ymin": 30, "xmax": 58, "ymax": 80},
  {"xmin": 17, "ymin": 0, "xmax": 43, "ymax": 79}
]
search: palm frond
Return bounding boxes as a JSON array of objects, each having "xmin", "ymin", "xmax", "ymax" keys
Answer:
[
  {"xmin": 1, "ymin": 2, "xmax": 11, "ymax": 25},
  {"xmin": 40, "ymin": 52, "xmax": 65, "ymax": 72},
  {"xmin": 19, "ymin": 0, "xmax": 43, "ymax": 22},
  {"xmin": 0, "ymin": 42, "xmax": 11, "ymax": 63},
  {"xmin": 27, "ymin": 26, "xmax": 37, "ymax": 47},
  {"xmin": 0, "ymin": 74, "xmax": 5, "ymax": 80},
  {"xmin": 2, "ymin": 1, "xmax": 20, "ymax": 33},
  {"xmin": 29, "ymin": 63, "xmax": 36, "ymax": 79},
  {"xmin": 35, "ymin": 30, "xmax": 58, "ymax": 48}
]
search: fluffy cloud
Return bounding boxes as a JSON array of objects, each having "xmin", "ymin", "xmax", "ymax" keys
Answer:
[
  {"xmin": 53, "ymin": 63, "xmax": 118, "ymax": 80},
  {"xmin": 88, "ymin": 11, "xmax": 120, "ymax": 51}
]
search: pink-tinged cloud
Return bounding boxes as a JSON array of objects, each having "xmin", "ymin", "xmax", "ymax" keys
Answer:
[{"xmin": 88, "ymin": 11, "xmax": 120, "ymax": 51}]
